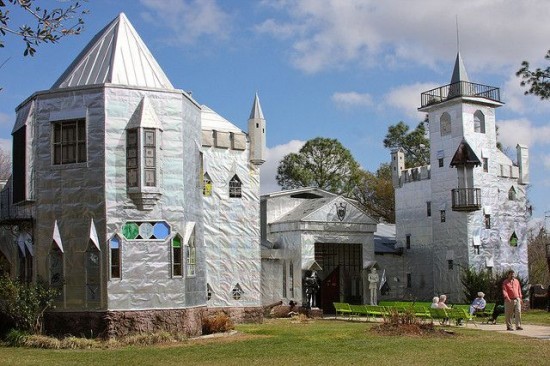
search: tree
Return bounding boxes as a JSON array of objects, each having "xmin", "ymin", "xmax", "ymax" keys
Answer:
[
  {"xmin": 353, "ymin": 163, "xmax": 395, "ymax": 223},
  {"xmin": 0, "ymin": 146, "xmax": 11, "ymax": 180},
  {"xmin": 276, "ymin": 137, "xmax": 361, "ymax": 195},
  {"xmin": 516, "ymin": 49, "xmax": 550, "ymax": 100},
  {"xmin": 0, "ymin": 0, "xmax": 87, "ymax": 56},
  {"xmin": 383, "ymin": 120, "xmax": 430, "ymax": 168},
  {"xmin": 527, "ymin": 227, "xmax": 550, "ymax": 286}
]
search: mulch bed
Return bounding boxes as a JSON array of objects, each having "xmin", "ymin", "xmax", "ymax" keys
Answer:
[{"xmin": 371, "ymin": 322, "xmax": 456, "ymax": 337}]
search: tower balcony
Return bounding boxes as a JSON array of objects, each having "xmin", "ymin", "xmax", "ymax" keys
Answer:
[
  {"xmin": 451, "ymin": 188, "xmax": 481, "ymax": 212},
  {"xmin": 420, "ymin": 81, "xmax": 501, "ymax": 108}
]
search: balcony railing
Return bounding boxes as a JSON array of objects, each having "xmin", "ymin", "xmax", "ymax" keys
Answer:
[
  {"xmin": 451, "ymin": 188, "xmax": 481, "ymax": 212},
  {"xmin": 421, "ymin": 81, "xmax": 501, "ymax": 108}
]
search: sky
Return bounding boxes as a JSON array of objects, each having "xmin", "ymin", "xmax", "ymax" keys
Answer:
[{"xmin": 1, "ymin": 0, "xmax": 550, "ymax": 222}]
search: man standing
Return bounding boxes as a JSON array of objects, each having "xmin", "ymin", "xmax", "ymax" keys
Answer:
[{"xmin": 502, "ymin": 270, "xmax": 523, "ymax": 331}]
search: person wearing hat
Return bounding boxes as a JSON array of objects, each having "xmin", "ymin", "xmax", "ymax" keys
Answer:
[{"xmin": 469, "ymin": 291, "xmax": 486, "ymax": 315}]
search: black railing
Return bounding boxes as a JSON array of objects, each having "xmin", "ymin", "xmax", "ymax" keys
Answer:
[
  {"xmin": 421, "ymin": 81, "xmax": 501, "ymax": 108},
  {"xmin": 451, "ymin": 188, "xmax": 481, "ymax": 212}
]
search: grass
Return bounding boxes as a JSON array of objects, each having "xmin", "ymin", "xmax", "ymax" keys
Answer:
[
  {"xmin": 0, "ymin": 313, "xmax": 549, "ymax": 366},
  {"xmin": 521, "ymin": 309, "xmax": 550, "ymax": 325}
]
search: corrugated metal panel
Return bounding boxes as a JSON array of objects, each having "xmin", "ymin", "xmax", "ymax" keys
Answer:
[{"xmin": 52, "ymin": 13, "xmax": 173, "ymax": 90}]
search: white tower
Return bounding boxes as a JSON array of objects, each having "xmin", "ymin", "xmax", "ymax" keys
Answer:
[{"xmin": 248, "ymin": 93, "xmax": 266, "ymax": 165}]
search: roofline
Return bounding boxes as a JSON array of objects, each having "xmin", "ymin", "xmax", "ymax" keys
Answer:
[
  {"xmin": 15, "ymin": 83, "xmax": 199, "ymax": 113},
  {"xmin": 261, "ymin": 187, "xmax": 336, "ymax": 199}
]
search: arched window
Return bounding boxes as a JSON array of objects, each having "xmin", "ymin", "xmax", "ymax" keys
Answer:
[
  {"xmin": 172, "ymin": 234, "xmax": 183, "ymax": 277},
  {"xmin": 85, "ymin": 241, "xmax": 100, "ymax": 306},
  {"xmin": 185, "ymin": 227, "xmax": 196, "ymax": 277},
  {"xmin": 440, "ymin": 112, "xmax": 451, "ymax": 136},
  {"xmin": 509, "ymin": 232, "xmax": 518, "ymax": 247},
  {"xmin": 232, "ymin": 283, "xmax": 243, "ymax": 300},
  {"xmin": 229, "ymin": 174, "xmax": 242, "ymax": 198},
  {"xmin": 474, "ymin": 110, "xmax": 485, "ymax": 133},
  {"xmin": 203, "ymin": 173, "xmax": 212, "ymax": 197},
  {"xmin": 508, "ymin": 186, "xmax": 517, "ymax": 200},
  {"xmin": 49, "ymin": 245, "xmax": 64, "ymax": 298}
]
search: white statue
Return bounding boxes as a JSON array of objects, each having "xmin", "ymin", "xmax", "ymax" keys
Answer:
[{"xmin": 368, "ymin": 267, "xmax": 379, "ymax": 305}]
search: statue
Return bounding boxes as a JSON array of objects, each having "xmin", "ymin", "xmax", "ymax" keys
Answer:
[
  {"xmin": 368, "ymin": 267, "xmax": 379, "ymax": 305},
  {"xmin": 304, "ymin": 270, "xmax": 320, "ymax": 308}
]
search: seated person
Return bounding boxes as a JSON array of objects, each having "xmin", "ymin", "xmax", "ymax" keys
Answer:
[
  {"xmin": 469, "ymin": 292, "xmax": 486, "ymax": 315},
  {"xmin": 437, "ymin": 294, "xmax": 450, "ymax": 309},
  {"xmin": 430, "ymin": 296, "xmax": 439, "ymax": 309}
]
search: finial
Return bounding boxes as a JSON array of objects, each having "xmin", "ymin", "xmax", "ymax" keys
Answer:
[{"xmin": 455, "ymin": 15, "xmax": 460, "ymax": 53}]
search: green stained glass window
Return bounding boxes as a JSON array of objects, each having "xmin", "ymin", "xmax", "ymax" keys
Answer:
[{"xmin": 122, "ymin": 222, "xmax": 139, "ymax": 239}]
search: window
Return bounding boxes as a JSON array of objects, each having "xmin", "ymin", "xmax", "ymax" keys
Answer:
[
  {"xmin": 482, "ymin": 158, "xmax": 488, "ymax": 172},
  {"xmin": 448, "ymin": 260, "xmax": 454, "ymax": 270},
  {"xmin": 52, "ymin": 119, "xmax": 86, "ymax": 165},
  {"xmin": 438, "ymin": 158, "xmax": 444, "ymax": 167},
  {"xmin": 426, "ymin": 201, "xmax": 432, "ymax": 217},
  {"xmin": 122, "ymin": 221, "xmax": 170, "ymax": 240},
  {"xmin": 406, "ymin": 273, "xmax": 412, "ymax": 288},
  {"xmin": 207, "ymin": 283, "xmax": 213, "ymax": 301},
  {"xmin": 282, "ymin": 261, "xmax": 287, "ymax": 298},
  {"xmin": 172, "ymin": 235, "xmax": 183, "ymax": 277},
  {"xmin": 508, "ymin": 186, "xmax": 517, "ymax": 200},
  {"xmin": 474, "ymin": 110, "xmax": 486, "ymax": 133},
  {"xmin": 49, "ymin": 246, "xmax": 63, "ymax": 299},
  {"xmin": 85, "ymin": 242, "xmax": 100, "ymax": 306},
  {"xmin": 126, "ymin": 128, "xmax": 158, "ymax": 188},
  {"xmin": 484, "ymin": 214, "xmax": 491, "ymax": 229},
  {"xmin": 406, "ymin": 234, "xmax": 411, "ymax": 249},
  {"xmin": 13, "ymin": 126, "xmax": 26, "ymax": 203},
  {"xmin": 232, "ymin": 283, "xmax": 243, "ymax": 300},
  {"xmin": 203, "ymin": 173, "xmax": 212, "ymax": 197},
  {"xmin": 474, "ymin": 246, "xmax": 480, "ymax": 255},
  {"xmin": 509, "ymin": 232, "xmax": 518, "ymax": 247},
  {"xmin": 440, "ymin": 210, "xmax": 446, "ymax": 223},
  {"xmin": 229, "ymin": 175, "xmax": 242, "ymax": 198},
  {"xmin": 186, "ymin": 228, "xmax": 196, "ymax": 277},
  {"xmin": 110, "ymin": 236, "xmax": 121, "ymax": 279},
  {"xmin": 18, "ymin": 246, "xmax": 32, "ymax": 283},
  {"xmin": 440, "ymin": 112, "xmax": 451, "ymax": 136}
]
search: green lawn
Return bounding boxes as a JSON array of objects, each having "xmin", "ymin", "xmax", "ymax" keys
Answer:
[{"xmin": 0, "ymin": 315, "xmax": 549, "ymax": 366}]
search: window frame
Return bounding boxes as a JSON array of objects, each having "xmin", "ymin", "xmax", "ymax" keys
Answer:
[
  {"xmin": 52, "ymin": 118, "xmax": 87, "ymax": 165},
  {"xmin": 440, "ymin": 210, "xmax": 446, "ymax": 223},
  {"xmin": 171, "ymin": 234, "xmax": 183, "ymax": 277},
  {"xmin": 109, "ymin": 235, "xmax": 121, "ymax": 279},
  {"xmin": 229, "ymin": 174, "xmax": 242, "ymax": 198}
]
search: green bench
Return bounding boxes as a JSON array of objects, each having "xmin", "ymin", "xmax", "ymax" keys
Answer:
[{"xmin": 333, "ymin": 302, "xmax": 353, "ymax": 318}]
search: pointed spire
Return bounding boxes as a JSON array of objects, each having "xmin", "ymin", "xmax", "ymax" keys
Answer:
[
  {"xmin": 450, "ymin": 52, "xmax": 469, "ymax": 84},
  {"xmin": 52, "ymin": 13, "xmax": 173, "ymax": 89},
  {"xmin": 89, "ymin": 218, "xmax": 101, "ymax": 251},
  {"xmin": 52, "ymin": 220, "xmax": 64, "ymax": 253},
  {"xmin": 249, "ymin": 92, "xmax": 264, "ymax": 120}
]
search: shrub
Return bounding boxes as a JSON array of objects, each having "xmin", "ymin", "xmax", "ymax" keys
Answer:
[
  {"xmin": 4, "ymin": 328, "xmax": 29, "ymax": 346},
  {"xmin": 202, "ymin": 312, "xmax": 234, "ymax": 335},
  {"xmin": 0, "ymin": 276, "xmax": 59, "ymax": 334},
  {"xmin": 460, "ymin": 267, "xmax": 528, "ymax": 304}
]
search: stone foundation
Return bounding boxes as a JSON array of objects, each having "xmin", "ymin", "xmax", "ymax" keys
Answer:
[
  {"xmin": 44, "ymin": 307, "xmax": 207, "ymax": 339},
  {"xmin": 206, "ymin": 306, "xmax": 264, "ymax": 324}
]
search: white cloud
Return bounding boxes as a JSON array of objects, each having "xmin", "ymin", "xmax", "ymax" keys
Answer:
[
  {"xmin": 257, "ymin": 0, "xmax": 550, "ymax": 74},
  {"xmin": 331, "ymin": 92, "xmax": 373, "ymax": 109},
  {"xmin": 140, "ymin": 0, "xmax": 232, "ymax": 45},
  {"xmin": 383, "ymin": 82, "xmax": 437, "ymax": 120},
  {"xmin": 260, "ymin": 140, "xmax": 305, "ymax": 194},
  {"xmin": 497, "ymin": 118, "xmax": 550, "ymax": 148}
]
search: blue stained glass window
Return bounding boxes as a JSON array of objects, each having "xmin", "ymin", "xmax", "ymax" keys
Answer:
[
  {"xmin": 110, "ymin": 236, "xmax": 120, "ymax": 249},
  {"xmin": 153, "ymin": 221, "xmax": 170, "ymax": 239}
]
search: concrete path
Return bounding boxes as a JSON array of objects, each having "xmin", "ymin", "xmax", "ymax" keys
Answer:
[{"xmin": 468, "ymin": 322, "xmax": 550, "ymax": 340}]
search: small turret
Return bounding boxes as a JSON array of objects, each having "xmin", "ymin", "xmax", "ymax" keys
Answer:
[
  {"xmin": 391, "ymin": 149, "xmax": 405, "ymax": 188},
  {"xmin": 248, "ymin": 93, "xmax": 266, "ymax": 165}
]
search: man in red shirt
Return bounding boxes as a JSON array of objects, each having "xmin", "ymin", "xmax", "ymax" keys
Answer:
[{"xmin": 502, "ymin": 269, "xmax": 523, "ymax": 331}]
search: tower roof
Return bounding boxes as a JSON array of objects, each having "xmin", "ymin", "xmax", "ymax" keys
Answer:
[
  {"xmin": 249, "ymin": 92, "xmax": 264, "ymax": 120},
  {"xmin": 52, "ymin": 13, "xmax": 173, "ymax": 90},
  {"xmin": 450, "ymin": 52, "xmax": 470, "ymax": 84}
]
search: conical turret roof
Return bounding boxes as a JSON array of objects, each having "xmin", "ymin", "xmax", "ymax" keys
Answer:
[
  {"xmin": 249, "ymin": 92, "xmax": 264, "ymax": 120},
  {"xmin": 52, "ymin": 13, "xmax": 173, "ymax": 90}
]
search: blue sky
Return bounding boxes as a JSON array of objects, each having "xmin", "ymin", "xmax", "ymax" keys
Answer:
[{"xmin": 1, "ymin": 0, "xmax": 550, "ymax": 221}]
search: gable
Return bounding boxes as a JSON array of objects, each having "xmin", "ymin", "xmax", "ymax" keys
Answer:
[{"xmin": 303, "ymin": 197, "xmax": 376, "ymax": 224}]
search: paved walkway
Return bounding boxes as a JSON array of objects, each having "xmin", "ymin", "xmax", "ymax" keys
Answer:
[{"xmin": 468, "ymin": 322, "xmax": 550, "ymax": 340}]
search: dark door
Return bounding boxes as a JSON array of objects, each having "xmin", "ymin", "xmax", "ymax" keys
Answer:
[{"xmin": 320, "ymin": 266, "xmax": 340, "ymax": 314}]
